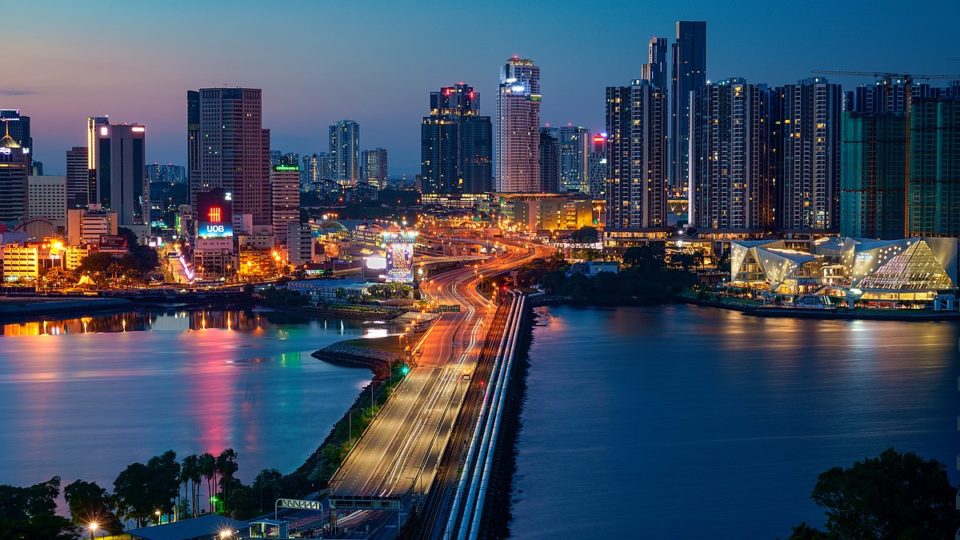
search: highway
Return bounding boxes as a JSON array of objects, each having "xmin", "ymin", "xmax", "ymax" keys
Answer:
[{"xmin": 327, "ymin": 234, "xmax": 549, "ymax": 537}]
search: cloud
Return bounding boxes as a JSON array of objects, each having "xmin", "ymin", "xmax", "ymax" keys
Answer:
[{"xmin": 0, "ymin": 88, "xmax": 37, "ymax": 96}]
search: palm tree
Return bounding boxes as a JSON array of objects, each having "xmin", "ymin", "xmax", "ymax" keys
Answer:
[
  {"xmin": 198, "ymin": 453, "xmax": 216, "ymax": 513},
  {"xmin": 215, "ymin": 449, "xmax": 239, "ymax": 508},
  {"xmin": 180, "ymin": 455, "xmax": 198, "ymax": 517}
]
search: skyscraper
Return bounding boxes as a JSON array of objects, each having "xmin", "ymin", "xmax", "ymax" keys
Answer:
[
  {"xmin": 271, "ymin": 164, "xmax": 300, "ymax": 243},
  {"xmin": 539, "ymin": 127, "xmax": 559, "ymax": 193},
  {"xmin": 840, "ymin": 112, "xmax": 907, "ymax": 239},
  {"xmin": 908, "ymin": 96, "xmax": 960, "ymax": 236},
  {"xmin": 641, "ymin": 37, "xmax": 668, "ymax": 90},
  {"xmin": 0, "ymin": 110, "xmax": 31, "ymax": 155},
  {"xmin": 86, "ymin": 116, "xmax": 109, "ymax": 209},
  {"xmin": 588, "ymin": 132, "xmax": 608, "ymax": 199},
  {"xmin": 671, "ymin": 21, "xmax": 706, "ymax": 191},
  {"xmin": 420, "ymin": 83, "xmax": 492, "ymax": 194},
  {"xmin": 605, "ymin": 80, "xmax": 668, "ymax": 230},
  {"xmin": 690, "ymin": 78, "xmax": 772, "ymax": 231},
  {"xmin": 94, "ymin": 123, "xmax": 149, "ymax": 233},
  {"xmin": 773, "ymin": 77, "xmax": 843, "ymax": 232},
  {"xmin": 557, "ymin": 126, "xmax": 590, "ymax": 194},
  {"xmin": 188, "ymin": 88, "xmax": 271, "ymax": 226},
  {"xmin": 329, "ymin": 120, "xmax": 360, "ymax": 187},
  {"xmin": 361, "ymin": 148, "xmax": 388, "ymax": 189},
  {"xmin": 0, "ymin": 121, "xmax": 29, "ymax": 222},
  {"xmin": 65, "ymin": 146, "xmax": 88, "ymax": 208},
  {"xmin": 496, "ymin": 56, "xmax": 541, "ymax": 192}
]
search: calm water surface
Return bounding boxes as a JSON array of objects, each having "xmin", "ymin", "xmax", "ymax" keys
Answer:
[
  {"xmin": 0, "ymin": 310, "xmax": 374, "ymax": 488},
  {"xmin": 510, "ymin": 305, "xmax": 959, "ymax": 539}
]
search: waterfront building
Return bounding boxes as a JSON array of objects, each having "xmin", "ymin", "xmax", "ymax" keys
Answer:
[
  {"xmin": 496, "ymin": 56, "xmax": 542, "ymax": 192},
  {"xmin": 0, "ymin": 244, "xmax": 40, "ymax": 283},
  {"xmin": 557, "ymin": 125, "xmax": 590, "ymax": 194},
  {"xmin": 539, "ymin": 127, "xmax": 559, "ymax": 193},
  {"xmin": 361, "ymin": 148, "xmax": 388, "ymax": 189},
  {"xmin": 27, "ymin": 176, "xmax": 66, "ymax": 221},
  {"xmin": 605, "ymin": 80, "xmax": 668, "ymax": 230},
  {"xmin": 909, "ymin": 96, "xmax": 960, "ymax": 236},
  {"xmin": 671, "ymin": 21, "xmax": 707, "ymax": 190},
  {"xmin": 271, "ymin": 164, "xmax": 300, "ymax": 243},
  {"xmin": 421, "ymin": 83, "xmax": 492, "ymax": 195},
  {"xmin": 772, "ymin": 78, "xmax": 843, "ymax": 232},
  {"xmin": 690, "ymin": 78, "xmax": 772, "ymax": 232},
  {"xmin": 729, "ymin": 236, "xmax": 958, "ymax": 305},
  {"xmin": 188, "ymin": 88, "xmax": 271, "ymax": 227},
  {"xmin": 0, "ymin": 122, "xmax": 29, "ymax": 222},
  {"xmin": 287, "ymin": 222, "xmax": 315, "ymax": 265},
  {"xmin": 330, "ymin": 120, "xmax": 360, "ymax": 187},
  {"xmin": 839, "ymin": 112, "xmax": 907, "ymax": 239},
  {"xmin": 93, "ymin": 123, "xmax": 149, "ymax": 237}
]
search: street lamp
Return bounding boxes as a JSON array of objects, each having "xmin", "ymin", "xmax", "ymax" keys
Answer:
[
  {"xmin": 87, "ymin": 522, "xmax": 98, "ymax": 539},
  {"xmin": 155, "ymin": 509, "xmax": 162, "ymax": 524},
  {"xmin": 219, "ymin": 529, "xmax": 234, "ymax": 539}
]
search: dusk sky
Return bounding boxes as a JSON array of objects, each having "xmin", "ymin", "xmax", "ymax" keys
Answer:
[{"xmin": 7, "ymin": 0, "xmax": 959, "ymax": 175}]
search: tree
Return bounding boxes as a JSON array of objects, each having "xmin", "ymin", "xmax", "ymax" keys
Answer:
[
  {"xmin": 216, "ymin": 449, "xmax": 239, "ymax": 509},
  {"xmin": 198, "ymin": 453, "xmax": 216, "ymax": 513},
  {"xmin": 114, "ymin": 462, "xmax": 153, "ymax": 527},
  {"xmin": 789, "ymin": 448, "xmax": 960, "ymax": 539},
  {"xmin": 77, "ymin": 253, "xmax": 115, "ymax": 275},
  {"xmin": 570, "ymin": 226, "xmax": 598, "ymax": 243},
  {"xmin": 621, "ymin": 243, "xmax": 666, "ymax": 274},
  {"xmin": 64, "ymin": 479, "xmax": 122, "ymax": 534},
  {"xmin": 181, "ymin": 454, "xmax": 201, "ymax": 518},
  {"xmin": 0, "ymin": 477, "xmax": 76, "ymax": 540}
]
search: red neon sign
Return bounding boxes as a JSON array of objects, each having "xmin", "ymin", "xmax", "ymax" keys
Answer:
[{"xmin": 208, "ymin": 207, "xmax": 222, "ymax": 223}]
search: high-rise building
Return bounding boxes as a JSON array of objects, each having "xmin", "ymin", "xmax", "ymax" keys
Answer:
[
  {"xmin": 690, "ymin": 78, "xmax": 772, "ymax": 231},
  {"xmin": 420, "ymin": 83, "xmax": 493, "ymax": 194},
  {"xmin": 840, "ymin": 112, "xmax": 907, "ymax": 239},
  {"xmin": 361, "ymin": 148, "xmax": 388, "ymax": 189},
  {"xmin": 188, "ymin": 88, "xmax": 271, "ymax": 227},
  {"xmin": 772, "ymin": 77, "xmax": 843, "ymax": 232},
  {"xmin": 496, "ymin": 56, "xmax": 541, "ymax": 192},
  {"xmin": 671, "ymin": 21, "xmax": 707, "ymax": 190},
  {"xmin": 86, "ymin": 116, "xmax": 109, "ymax": 209},
  {"xmin": 605, "ymin": 80, "xmax": 668, "ymax": 230},
  {"xmin": 270, "ymin": 164, "xmax": 300, "ymax": 243},
  {"xmin": 641, "ymin": 37, "xmax": 668, "ymax": 90},
  {"xmin": 329, "ymin": 120, "xmax": 360, "ymax": 187},
  {"xmin": 557, "ymin": 126, "xmax": 590, "ymax": 193},
  {"xmin": 27, "ymin": 176, "xmax": 66, "ymax": 221},
  {"xmin": 65, "ymin": 146, "xmax": 88, "ymax": 208},
  {"xmin": 0, "ymin": 121, "xmax": 29, "ymax": 222},
  {"xmin": 539, "ymin": 128, "xmax": 559, "ymax": 193},
  {"xmin": 588, "ymin": 132, "xmax": 608, "ymax": 199},
  {"xmin": 146, "ymin": 164, "xmax": 187, "ymax": 184},
  {"xmin": 908, "ymin": 96, "xmax": 960, "ymax": 236},
  {"xmin": 0, "ymin": 110, "xmax": 31, "ymax": 155},
  {"xmin": 94, "ymin": 123, "xmax": 149, "ymax": 233}
]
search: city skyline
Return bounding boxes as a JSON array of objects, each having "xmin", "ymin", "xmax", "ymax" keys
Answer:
[{"xmin": 6, "ymin": 1, "xmax": 959, "ymax": 175}]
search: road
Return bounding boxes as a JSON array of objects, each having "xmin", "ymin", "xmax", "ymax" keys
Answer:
[{"xmin": 327, "ymin": 235, "xmax": 549, "ymax": 537}]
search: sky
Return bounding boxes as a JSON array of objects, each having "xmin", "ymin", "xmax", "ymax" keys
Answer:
[{"xmin": 6, "ymin": 0, "xmax": 960, "ymax": 176}]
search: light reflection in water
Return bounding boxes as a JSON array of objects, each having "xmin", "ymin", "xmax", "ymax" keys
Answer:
[{"xmin": 0, "ymin": 310, "xmax": 370, "ymax": 490}]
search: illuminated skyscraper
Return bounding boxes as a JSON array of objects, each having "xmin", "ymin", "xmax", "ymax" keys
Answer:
[
  {"xmin": 329, "ymin": 120, "xmax": 360, "ymax": 187},
  {"xmin": 0, "ymin": 120, "xmax": 29, "ymax": 222},
  {"xmin": 0, "ymin": 110, "xmax": 31, "ymax": 155},
  {"xmin": 588, "ymin": 132, "xmax": 608, "ymax": 199},
  {"xmin": 361, "ymin": 148, "xmax": 388, "ymax": 189},
  {"xmin": 605, "ymin": 80, "xmax": 668, "ymax": 229},
  {"xmin": 557, "ymin": 126, "xmax": 590, "ymax": 194},
  {"xmin": 671, "ymin": 21, "xmax": 706, "ymax": 190},
  {"xmin": 539, "ymin": 127, "xmax": 559, "ymax": 193},
  {"xmin": 496, "ymin": 56, "xmax": 541, "ymax": 192},
  {"xmin": 641, "ymin": 37, "xmax": 668, "ymax": 90},
  {"xmin": 271, "ymin": 164, "xmax": 300, "ymax": 243},
  {"xmin": 65, "ymin": 146, "xmax": 88, "ymax": 208},
  {"xmin": 421, "ymin": 83, "xmax": 492, "ymax": 194},
  {"xmin": 690, "ymin": 78, "xmax": 772, "ymax": 231},
  {"xmin": 94, "ymin": 123, "xmax": 149, "ymax": 235},
  {"xmin": 188, "ymin": 88, "xmax": 271, "ymax": 227}
]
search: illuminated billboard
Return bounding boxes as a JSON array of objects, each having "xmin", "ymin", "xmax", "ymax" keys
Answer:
[
  {"xmin": 98, "ymin": 235, "xmax": 129, "ymax": 251},
  {"xmin": 196, "ymin": 189, "xmax": 233, "ymax": 238},
  {"xmin": 383, "ymin": 231, "xmax": 416, "ymax": 283}
]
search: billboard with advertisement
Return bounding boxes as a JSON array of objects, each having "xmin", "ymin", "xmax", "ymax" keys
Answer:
[
  {"xmin": 383, "ymin": 232, "xmax": 416, "ymax": 283},
  {"xmin": 196, "ymin": 189, "xmax": 234, "ymax": 238},
  {"xmin": 98, "ymin": 234, "xmax": 129, "ymax": 251}
]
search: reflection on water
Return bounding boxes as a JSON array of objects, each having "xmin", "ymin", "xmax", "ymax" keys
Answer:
[
  {"xmin": 0, "ymin": 310, "xmax": 370, "ymax": 490},
  {"xmin": 511, "ymin": 305, "xmax": 959, "ymax": 540}
]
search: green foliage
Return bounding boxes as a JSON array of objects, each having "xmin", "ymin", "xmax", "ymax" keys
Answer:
[
  {"xmin": 367, "ymin": 283, "xmax": 412, "ymax": 300},
  {"xmin": 789, "ymin": 448, "xmax": 960, "ymax": 539},
  {"xmin": 261, "ymin": 287, "xmax": 308, "ymax": 308},
  {"xmin": 570, "ymin": 226, "xmax": 599, "ymax": 243},
  {"xmin": 64, "ymin": 479, "xmax": 122, "ymax": 534},
  {"xmin": 0, "ymin": 477, "xmax": 76, "ymax": 540}
]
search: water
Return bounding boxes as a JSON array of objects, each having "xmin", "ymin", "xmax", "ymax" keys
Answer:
[
  {"xmin": 0, "ymin": 310, "xmax": 373, "ymax": 489},
  {"xmin": 510, "ymin": 304, "xmax": 959, "ymax": 539}
]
